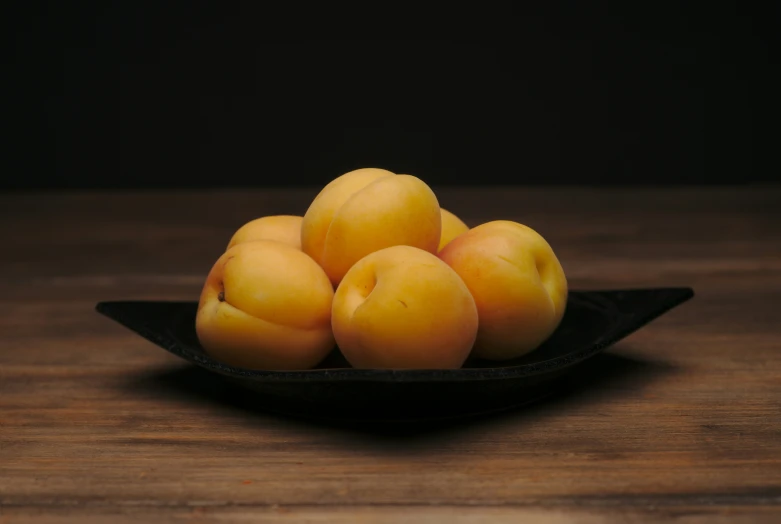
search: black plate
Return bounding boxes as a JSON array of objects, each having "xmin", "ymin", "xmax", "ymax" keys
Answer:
[{"xmin": 96, "ymin": 287, "xmax": 693, "ymax": 422}]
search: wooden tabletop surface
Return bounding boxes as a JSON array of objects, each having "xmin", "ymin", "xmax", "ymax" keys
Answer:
[{"xmin": 2, "ymin": 185, "xmax": 780, "ymax": 523}]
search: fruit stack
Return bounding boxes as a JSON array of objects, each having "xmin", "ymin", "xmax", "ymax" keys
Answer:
[{"xmin": 195, "ymin": 168, "xmax": 568, "ymax": 370}]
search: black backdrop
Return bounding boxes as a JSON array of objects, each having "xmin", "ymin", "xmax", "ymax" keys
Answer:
[{"xmin": 8, "ymin": 2, "xmax": 780, "ymax": 190}]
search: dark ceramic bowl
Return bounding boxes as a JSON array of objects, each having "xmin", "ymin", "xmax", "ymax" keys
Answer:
[{"xmin": 96, "ymin": 287, "xmax": 693, "ymax": 422}]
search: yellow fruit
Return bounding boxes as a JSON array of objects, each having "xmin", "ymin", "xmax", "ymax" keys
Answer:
[
  {"xmin": 332, "ymin": 245, "xmax": 478, "ymax": 369},
  {"xmin": 439, "ymin": 220, "xmax": 568, "ymax": 360},
  {"xmin": 301, "ymin": 168, "xmax": 441, "ymax": 286},
  {"xmin": 226, "ymin": 215, "xmax": 303, "ymax": 250},
  {"xmin": 438, "ymin": 208, "xmax": 469, "ymax": 252},
  {"xmin": 195, "ymin": 240, "xmax": 335, "ymax": 370}
]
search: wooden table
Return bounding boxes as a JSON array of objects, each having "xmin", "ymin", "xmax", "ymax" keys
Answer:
[{"xmin": 2, "ymin": 186, "xmax": 780, "ymax": 523}]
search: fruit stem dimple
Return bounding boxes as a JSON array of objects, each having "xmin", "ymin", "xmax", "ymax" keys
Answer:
[{"xmin": 361, "ymin": 272, "xmax": 378, "ymax": 299}]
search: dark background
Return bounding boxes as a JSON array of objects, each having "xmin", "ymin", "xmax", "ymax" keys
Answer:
[{"xmin": 7, "ymin": 2, "xmax": 780, "ymax": 190}]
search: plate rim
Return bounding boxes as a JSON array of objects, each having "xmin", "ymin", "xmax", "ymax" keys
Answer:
[{"xmin": 95, "ymin": 287, "xmax": 694, "ymax": 384}]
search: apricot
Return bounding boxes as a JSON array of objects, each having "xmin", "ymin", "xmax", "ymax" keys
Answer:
[
  {"xmin": 438, "ymin": 208, "xmax": 469, "ymax": 252},
  {"xmin": 301, "ymin": 168, "xmax": 441, "ymax": 286},
  {"xmin": 226, "ymin": 215, "xmax": 303, "ymax": 251},
  {"xmin": 195, "ymin": 240, "xmax": 335, "ymax": 370},
  {"xmin": 332, "ymin": 245, "xmax": 478, "ymax": 369},
  {"xmin": 438, "ymin": 220, "xmax": 568, "ymax": 361},
  {"xmin": 300, "ymin": 168, "xmax": 394, "ymax": 264}
]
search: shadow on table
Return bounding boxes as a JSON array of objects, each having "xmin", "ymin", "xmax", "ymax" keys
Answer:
[{"xmin": 121, "ymin": 348, "xmax": 675, "ymax": 440}]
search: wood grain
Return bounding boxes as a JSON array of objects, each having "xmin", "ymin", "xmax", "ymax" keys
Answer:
[{"xmin": 1, "ymin": 186, "xmax": 780, "ymax": 523}]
